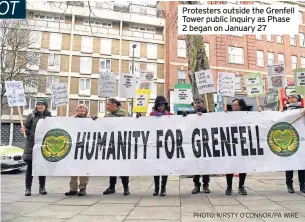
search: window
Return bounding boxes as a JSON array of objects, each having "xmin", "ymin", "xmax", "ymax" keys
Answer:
[
  {"xmin": 299, "ymin": 33, "xmax": 305, "ymax": 47},
  {"xmin": 100, "ymin": 59, "xmax": 111, "ymax": 72},
  {"xmin": 228, "ymin": 46, "xmax": 244, "ymax": 64},
  {"xmin": 204, "ymin": 43, "xmax": 210, "ymax": 60},
  {"xmin": 24, "ymin": 83, "xmax": 38, "ymax": 94},
  {"xmin": 100, "ymin": 39, "xmax": 112, "ymax": 55},
  {"xmin": 256, "ymin": 34, "xmax": 263, "ymax": 40},
  {"xmin": 99, "ymin": 101, "xmax": 106, "ymax": 113},
  {"xmin": 34, "ymin": 13, "xmax": 64, "ymax": 22},
  {"xmin": 81, "ymin": 36, "xmax": 93, "ymax": 53},
  {"xmin": 235, "ymin": 75, "xmax": 242, "ymax": 91},
  {"xmin": 290, "ymin": 34, "xmax": 296, "ymax": 46},
  {"xmin": 78, "ymin": 100, "xmax": 90, "ymax": 111},
  {"xmin": 147, "ymin": 44, "xmax": 157, "ymax": 59},
  {"xmin": 79, "ymin": 78, "xmax": 91, "ymax": 96},
  {"xmin": 49, "ymin": 33, "xmax": 62, "ymax": 50},
  {"xmin": 178, "ymin": 70, "xmax": 186, "ymax": 84},
  {"xmin": 129, "ymin": 62, "xmax": 140, "ymax": 77},
  {"xmin": 300, "ymin": 11, "xmax": 303, "ymax": 24},
  {"xmin": 301, "ymin": 57, "xmax": 305, "ymax": 68},
  {"xmin": 150, "ymin": 83, "xmax": 157, "ymax": 99},
  {"xmin": 278, "ymin": 54, "xmax": 285, "ymax": 64},
  {"xmin": 27, "ymin": 52, "xmax": 40, "ymax": 70},
  {"xmin": 292, "ymin": 56, "xmax": 298, "ymax": 70},
  {"xmin": 83, "ymin": 19, "xmax": 112, "ymax": 28},
  {"xmin": 276, "ymin": 35, "xmax": 283, "ymax": 44},
  {"xmin": 80, "ymin": 57, "xmax": 92, "ymax": 74},
  {"xmin": 48, "ymin": 54, "xmax": 60, "ymax": 72},
  {"xmin": 26, "ymin": 98, "xmax": 37, "ymax": 110},
  {"xmin": 29, "ymin": 31, "xmax": 42, "ymax": 49},
  {"xmin": 267, "ymin": 52, "xmax": 274, "ymax": 66},
  {"xmin": 129, "ymin": 25, "xmax": 156, "ymax": 33},
  {"xmin": 44, "ymin": 98, "xmax": 57, "ymax": 111},
  {"xmin": 256, "ymin": 51, "xmax": 264, "ymax": 67},
  {"xmin": 147, "ymin": 63, "xmax": 157, "ymax": 79},
  {"xmin": 129, "ymin": 42, "xmax": 140, "ymax": 58},
  {"xmin": 177, "ymin": 40, "xmax": 186, "ymax": 57},
  {"xmin": 46, "ymin": 76, "xmax": 59, "ymax": 94},
  {"xmin": 266, "ymin": 34, "xmax": 273, "ymax": 42}
]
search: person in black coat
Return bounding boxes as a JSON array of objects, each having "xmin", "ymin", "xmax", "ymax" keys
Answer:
[
  {"xmin": 283, "ymin": 92, "xmax": 305, "ymax": 193},
  {"xmin": 21, "ymin": 99, "xmax": 52, "ymax": 196}
]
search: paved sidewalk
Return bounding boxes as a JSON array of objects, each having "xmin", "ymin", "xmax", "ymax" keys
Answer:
[{"xmin": 1, "ymin": 171, "xmax": 305, "ymax": 222}]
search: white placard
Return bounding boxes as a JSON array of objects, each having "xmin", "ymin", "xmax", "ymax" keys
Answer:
[
  {"xmin": 267, "ymin": 64, "xmax": 287, "ymax": 89},
  {"xmin": 195, "ymin": 70, "xmax": 216, "ymax": 94},
  {"xmin": 119, "ymin": 74, "xmax": 136, "ymax": 98},
  {"xmin": 137, "ymin": 70, "xmax": 154, "ymax": 90},
  {"xmin": 296, "ymin": 72, "xmax": 305, "ymax": 87},
  {"xmin": 5, "ymin": 81, "xmax": 26, "ymax": 107},
  {"xmin": 246, "ymin": 85, "xmax": 264, "ymax": 97},
  {"xmin": 52, "ymin": 83, "xmax": 68, "ymax": 107},
  {"xmin": 98, "ymin": 72, "xmax": 116, "ymax": 97},
  {"xmin": 174, "ymin": 88, "xmax": 192, "ymax": 104},
  {"xmin": 217, "ymin": 72, "xmax": 235, "ymax": 97}
]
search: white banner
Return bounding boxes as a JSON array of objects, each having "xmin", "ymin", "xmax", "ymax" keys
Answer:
[
  {"xmin": 52, "ymin": 83, "xmax": 68, "ymax": 107},
  {"xmin": 33, "ymin": 110, "xmax": 305, "ymax": 176},
  {"xmin": 5, "ymin": 81, "xmax": 26, "ymax": 107},
  {"xmin": 119, "ymin": 74, "xmax": 136, "ymax": 98}
]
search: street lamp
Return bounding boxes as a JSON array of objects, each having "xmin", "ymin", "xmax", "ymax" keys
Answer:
[{"xmin": 131, "ymin": 43, "xmax": 137, "ymax": 116}]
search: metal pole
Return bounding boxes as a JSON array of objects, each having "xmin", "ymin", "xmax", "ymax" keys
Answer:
[{"xmin": 131, "ymin": 45, "xmax": 136, "ymax": 116}]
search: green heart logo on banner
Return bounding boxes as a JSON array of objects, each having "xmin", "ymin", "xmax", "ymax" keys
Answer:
[
  {"xmin": 45, "ymin": 136, "xmax": 67, "ymax": 155},
  {"xmin": 272, "ymin": 130, "xmax": 293, "ymax": 149}
]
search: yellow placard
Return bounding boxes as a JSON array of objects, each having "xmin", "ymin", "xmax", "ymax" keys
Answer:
[{"xmin": 133, "ymin": 89, "xmax": 150, "ymax": 113}]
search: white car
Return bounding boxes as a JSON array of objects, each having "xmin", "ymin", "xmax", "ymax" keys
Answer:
[{"xmin": 0, "ymin": 146, "xmax": 27, "ymax": 172}]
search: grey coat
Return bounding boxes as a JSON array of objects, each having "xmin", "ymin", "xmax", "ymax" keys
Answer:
[{"xmin": 22, "ymin": 109, "xmax": 52, "ymax": 161}]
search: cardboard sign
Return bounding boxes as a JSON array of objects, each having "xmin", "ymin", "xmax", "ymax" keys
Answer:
[
  {"xmin": 132, "ymin": 89, "xmax": 150, "ymax": 113},
  {"xmin": 5, "ymin": 81, "xmax": 26, "ymax": 107},
  {"xmin": 244, "ymin": 73, "xmax": 265, "ymax": 97},
  {"xmin": 267, "ymin": 63, "xmax": 287, "ymax": 89},
  {"xmin": 174, "ymin": 84, "xmax": 192, "ymax": 105},
  {"xmin": 195, "ymin": 70, "xmax": 216, "ymax": 94},
  {"xmin": 294, "ymin": 68, "xmax": 305, "ymax": 95},
  {"xmin": 137, "ymin": 70, "xmax": 154, "ymax": 90},
  {"xmin": 119, "ymin": 74, "xmax": 136, "ymax": 98},
  {"xmin": 98, "ymin": 72, "xmax": 116, "ymax": 97},
  {"xmin": 217, "ymin": 72, "xmax": 235, "ymax": 97},
  {"xmin": 52, "ymin": 83, "xmax": 68, "ymax": 107}
]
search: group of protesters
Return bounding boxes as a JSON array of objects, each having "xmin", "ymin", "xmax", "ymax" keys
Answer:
[{"xmin": 21, "ymin": 89, "xmax": 305, "ymax": 197}]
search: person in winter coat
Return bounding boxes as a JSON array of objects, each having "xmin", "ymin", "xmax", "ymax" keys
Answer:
[
  {"xmin": 65, "ymin": 104, "xmax": 92, "ymax": 197},
  {"xmin": 150, "ymin": 96, "xmax": 173, "ymax": 196},
  {"xmin": 103, "ymin": 98, "xmax": 130, "ymax": 196},
  {"xmin": 21, "ymin": 99, "xmax": 52, "ymax": 196},
  {"xmin": 283, "ymin": 91, "xmax": 305, "ymax": 193},
  {"xmin": 183, "ymin": 95, "xmax": 211, "ymax": 194},
  {"xmin": 225, "ymin": 98, "xmax": 248, "ymax": 195}
]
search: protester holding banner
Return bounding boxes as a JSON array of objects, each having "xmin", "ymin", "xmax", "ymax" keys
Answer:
[
  {"xmin": 103, "ymin": 98, "xmax": 130, "ymax": 196},
  {"xmin": 21, "ymin": 100, "xmax": 52, "ymax": 196},
  {"xmin": 283, "ymin": 90, "xmax": 305, "ymax": 193},
  {"xmin": 225, "ymin": 98, "xmax": 248, "ymax": 195},
  {"xmin": 150, "ymin": 96, "xmax": 173, "ymax": 196},
  {"xmin": 65, "ymin": 104, "xmax": 91, "ymax": 197}
]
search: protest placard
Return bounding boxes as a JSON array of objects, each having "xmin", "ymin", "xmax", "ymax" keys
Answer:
[
  {"xmin": 244, "ymin": 73, "xmax": 265, "ymax": 98},
  {"xmin": 98, "ymin": 72, "xmax": 116, "ymax": 97},
  {"xmin": 132, "ymin": 89, "xmax": 150, "ymax": 113},
  {"xmin": 52, "ymin": 83, "xmax": 68, "ymax": 107},
  {"xmin": 294, "ymin": 69, "xmax": 305, "ymax": 95},
  {"xmin": 174, "ymin": 84, "xmax": 192, "ymax": 105},
  {"xmin": 267, "ymin": 63, "xmax": 287, "ymax": 89},
  {"xmin": 217, "ymin": 72, "xmax": 235, "ymax": 97},
  {"xmin": 5, "ymin": 81, "xmax": 26, "ymax": 107},
  {"xmin": 119, "ymin": 74, "xmax": 136, "ymax": 98},
  {"xmin": 195, "ymin": 69, "xmax": 216, "ymax": 95},
  {"xmin": 137, "ymin": 70, "xmax": 154, "ymax": 90}
]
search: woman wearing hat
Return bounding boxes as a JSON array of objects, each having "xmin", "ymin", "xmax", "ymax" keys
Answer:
[
  {"xmin": 21, "ymin": 99, "xmax": 52, "ymax": 196},
  {"xmin": 150, "ymin": 96, "xmax": 173, "ymax": 196}
]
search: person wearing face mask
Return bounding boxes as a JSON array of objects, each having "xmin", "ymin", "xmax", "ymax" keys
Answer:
[
  {"xmin": 65, "ymin": 104, "xmax": 94, "ymax": 197},
  {"xmin": 103, "ymin": 98, "xmax": 130, "ymax": 196},
  {"xmin": 283, "ymin": 91, "xmax": 305, "ymax": 193},
  {"xmin": 21, "ymin": 99, "xmax": 52, "ymax": 196},
  {"xmin": 225, "ymin": 98, "xmax": 248, "ymax": 195},
  {"xmin": 150, "ymin": 96, "xmax": 173, "ymax": 196}
]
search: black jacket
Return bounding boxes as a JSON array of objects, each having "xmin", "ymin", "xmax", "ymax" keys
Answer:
[
  {"xmin": 188, "ymin": 108, "xmax": 208, "ymax": 114},
  {"xmin": 22, "ymin": 109, "xmax": 52, "ymax": 161},
  {"xmin": 283, "ymin": 102, "xmax": 303, "ymax": 111}
]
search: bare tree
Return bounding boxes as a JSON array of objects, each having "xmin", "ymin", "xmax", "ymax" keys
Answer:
[{"xmin": 0, "ymin": 20, "xmax": 43, "ymax": 116}]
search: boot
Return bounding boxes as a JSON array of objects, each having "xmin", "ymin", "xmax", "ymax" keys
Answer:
[
  {"xmin": 238, "ymin": 186, "xmax": 247, "ymax": 195},
  {"xmin": 103, "ymin": 187, "xmax": 115, "ymax": 195},
  {"xmin": 160, "ymin": 185, "xmax": 166, "ymax": 196},
  {"xmin": 39, "ymin": 187, "xmax": 47, "ymax": 195},
  {"xmin": 300, "ymin": 183, "xmax": 305, "ymax": 193},
  {"xmin": 25, "ymin": 187, "xmax": 31, "ymax": 196},
  {"xmin": 65, "ymin": 191, "xmax": 78, "ymax": 196},
  {"xmin": 192, "ymin": 183, "xmax": 200, "ymax": 194},
  {"xmin": 153, "ymin": 186, "xmax": 159, "ymax": 196},
  {"xmin": 287, "ymin": 185, "xmax": 295, "ymax": 193},
  {"xmin": 202, "ymin": 184, "xmax": 211, "ymax": 193},
  {"xmin": 225, "ymin": 187, "xmax": 232, "ymax": 195},
  {"xmin": 78, "ymin": 188, "xmax": 86, "ymax": 196},
  {"xmin": 123, "ymin": 187, "xmax": 130, "ymax": 196}
]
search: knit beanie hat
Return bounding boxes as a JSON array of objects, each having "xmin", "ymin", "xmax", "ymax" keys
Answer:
[
  {"xmin": 76, "ymin": 104, "xmax": 88, "ymax": 114},
  {"xmin": 36, "ymin": 99, "xmax": 48, "ymax": 109}
]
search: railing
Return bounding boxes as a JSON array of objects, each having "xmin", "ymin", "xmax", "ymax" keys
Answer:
[{"xmin": 122, "ymin": 30, "xmax": 163, "ymax": 41}]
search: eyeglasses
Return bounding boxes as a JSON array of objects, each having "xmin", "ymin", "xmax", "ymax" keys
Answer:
[{"xmin": 156, "ymin": 103, "xmax": 167, "ymax": 107}]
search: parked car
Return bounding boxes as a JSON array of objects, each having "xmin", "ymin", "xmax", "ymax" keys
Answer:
[{"xmin": 0, "ymin": 146, "xmax": 26, "ymax": 172}]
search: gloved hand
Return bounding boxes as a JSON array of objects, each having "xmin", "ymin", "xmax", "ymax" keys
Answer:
[
  {"xmin": 91, "ymin": 116, "xmax": 98, "ymax": 120},
  {"xmin": 136, "ymin": 113, "xmax": 141, "ymax": 118},
  {"xmin": 182, "ymin": 112, "xmax": 188, "ymax": 117}
]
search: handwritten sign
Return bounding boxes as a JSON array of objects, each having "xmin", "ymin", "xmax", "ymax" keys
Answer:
[
  {"xmin": 132, "ymin": 89, "xmax": 150, "ymax": 113},
  {"xmin": 217, "ymin": 72, "xmax": 235, "ymax": 97},
  {"xmin": 98, "ymin": 72, "xmax": 116, "ymax": 97},
  {"xmin": 52, "ymin": 83, "xmax": 68, "ymax": 107},
  {"xmin": 296, "ymin": 72, "xmax": 305, "ymax": 87},
  {"xmin": 119, "ymin": 74, "xmax": 136, "ymax": 98},
  {"xmin": 267, "ymin": 63, "xmax": 287, "ymax": 89},
  {"xmin": 244, "ymin": 73, "xmax": 265, "ymax": 97},
  {"xmin": 5, "ymin": 81, "xmax": 26, "ymax": 107},
  {"xmin": 195, "ymin": 70, "xmax": 216, "ymax": 94},
  {"xmin": 294, "ymin": 69, "xmax": 305, "ymax": 95},
  {"xmin": 174, "ymin": 84, "xmax": 192, "ymax": 104}
]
